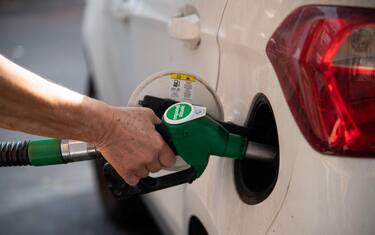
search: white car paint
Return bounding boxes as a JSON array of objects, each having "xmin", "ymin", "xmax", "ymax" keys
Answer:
[
  {"xmin": 216, "ymin": 1, "xmax": 375, "ymax": 234},
  {"xmin": 83, "ymin": 0, "xmax": 375, "ymax": 234},
  {"xmin": 83, "ymin": 1, "xmax": 226, "ymax": 234}
]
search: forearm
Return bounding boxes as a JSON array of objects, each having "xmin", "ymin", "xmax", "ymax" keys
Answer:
[
  {"xmin": 0, "ymin": 55, "xmax": 176, "ymax": 185},
  {"xmin": 0, "ymin": 55, "xmax": 110, "ymax": 144}
]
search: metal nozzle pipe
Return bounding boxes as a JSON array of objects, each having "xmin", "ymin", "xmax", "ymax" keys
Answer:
[
  {"xmin": 244, "ymin": 141, "xmax": 278, "ymax": 163},
  {"xmin": 61, "ymin": 140, "xmax": 100, "ymax": 163}
]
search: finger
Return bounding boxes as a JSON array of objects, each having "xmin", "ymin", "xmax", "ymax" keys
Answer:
[
  {"xmin": 146, "ymin": 160, "xmax": 162, "ymax": 173},
  {"xmin": 124, "ymin": 174, "xmax": 140, "ymax": 186},
  {"xmin": 150, "ymin": 112, "xmax": 161, "ymax": 125},
  {"xmin": 158, "ymin": 143, "xmax": 176, "ymax": 168},
  {"xmin": 134, "ymin": 167, "xmax": 149, "ymax": 178}
]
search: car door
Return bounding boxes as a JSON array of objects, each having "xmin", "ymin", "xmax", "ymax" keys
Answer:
[
  {"xmin": 99, "ymin": 0, "xmax": 228, "ymax": 103},
  {"xmin": 98, "ymin": 0, "xmax": 228, "ymax": 234}
]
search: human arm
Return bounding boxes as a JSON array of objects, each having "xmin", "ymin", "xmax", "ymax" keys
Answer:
[{"xmin": 0, "ymin": 55, "xmax": 175, "ymax": 185}]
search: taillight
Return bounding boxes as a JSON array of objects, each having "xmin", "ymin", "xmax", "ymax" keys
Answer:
[{"xmin": 266, "ymin": 6, "xmax": 375, "ymax": 156}]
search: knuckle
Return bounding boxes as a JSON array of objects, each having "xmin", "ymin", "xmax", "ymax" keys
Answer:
[
  {"xmin": 140, "ymin": 170, "xmax": 149, "ymax": 178},
  {"xmin": 154, "ymin": 137, "xmax": 165, "ymax": 151},
  {"xmin": 145, "ymin": 155, "xmax": 155, "ymax": 165},
  {"xmin": 144, "ymin": 108, "xmax": 155, "ymax": 117},
  {"xmin": 148, "ymin": 138, "xmax": 162, "ymax": 154},
  {"xmin": 149, "ymin": 163, "xmax": 162, "ymax": 172},
  {"xmin": 124, "ymin": 174, "xmax": 139, "ymax": 186},
  {"xmin": 138, "ymin": 150, "xmax": 153, "ymax": 163},
  {"xmin": 124, "ymin": 165, "xmax": 140, "ymax": 174},
  {"xmin": 161, "ymin": 153, "xmax": 176, "ymax": 167}
]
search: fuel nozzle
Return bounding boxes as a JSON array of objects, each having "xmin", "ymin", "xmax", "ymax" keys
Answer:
[{"xmin": 162, "ymin": 102, "xmax": 278, "ymax": 176}]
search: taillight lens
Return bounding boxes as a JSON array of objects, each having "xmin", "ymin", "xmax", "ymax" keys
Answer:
[{"xmin": 266, "ymin": 6, "xmax": 375, "ymax": 156}]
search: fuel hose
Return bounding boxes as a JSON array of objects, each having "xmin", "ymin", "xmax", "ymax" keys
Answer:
[{"xmin": 0, "ymin": 139, "xmax": 99, "ymax": 167}]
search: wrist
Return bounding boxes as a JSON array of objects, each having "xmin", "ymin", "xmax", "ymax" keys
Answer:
[{"xmin": 79, "ymin": 97, "xmax": 115, "ymax": 146}]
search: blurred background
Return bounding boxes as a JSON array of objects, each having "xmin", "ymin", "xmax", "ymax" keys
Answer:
[{"xmin": 0, "ymin": 0, "xmax": 160, "ymax": 234}]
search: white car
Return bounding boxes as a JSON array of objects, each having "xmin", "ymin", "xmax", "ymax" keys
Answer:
[{"xmin": 82, "ymin": 1, "xmax": 375, "ymax": 234}]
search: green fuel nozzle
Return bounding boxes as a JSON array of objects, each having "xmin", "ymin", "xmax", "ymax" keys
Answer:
[{"xmin": 162, "ymin": 102, "xmax": 277, "ymax": 177}]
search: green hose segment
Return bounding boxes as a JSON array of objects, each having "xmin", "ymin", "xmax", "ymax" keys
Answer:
[{"xmin": 28, "ymin": 138, "xmax": 64, "ymax": 166}]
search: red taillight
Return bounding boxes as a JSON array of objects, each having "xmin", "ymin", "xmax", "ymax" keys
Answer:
[{"xmin": 266, "ymin": 6, "xmax": 375, "ymax": 156}]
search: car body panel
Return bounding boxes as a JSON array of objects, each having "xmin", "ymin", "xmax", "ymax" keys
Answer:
[
  {"xmin": 213, "ymin": 0, "xmax": 375, "ymax": 234},
  {"xmin": 271, "ymin": 143, "xmax": 375, "ymax": 234},
  {"xmin": 83, "ymin": 0, "xmax": 375, "ymax": 234}
]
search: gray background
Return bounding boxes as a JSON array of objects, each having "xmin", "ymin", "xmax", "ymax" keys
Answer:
[{"xmin": 0, "ymin": 0, "xmax": 160, "ymax": 234}]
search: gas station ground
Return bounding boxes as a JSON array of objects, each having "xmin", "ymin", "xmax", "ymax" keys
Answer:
[{"xmin": 0, "ymin": 0, "xmax": 160, "ymax": 234}]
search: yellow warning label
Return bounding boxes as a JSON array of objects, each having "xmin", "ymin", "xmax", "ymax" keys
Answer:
[{"xmin": 170, "ymin": 73, "xmax": 196, "ymax": 82}]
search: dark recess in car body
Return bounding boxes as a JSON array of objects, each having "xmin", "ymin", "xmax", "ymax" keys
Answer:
[
  {"xmin": 189, "ymin": 216, "xmax": 208, "ymax": 235},
  {"xmin": 234, "ymin": 94, "xmax": 279, "ymax": 204}
]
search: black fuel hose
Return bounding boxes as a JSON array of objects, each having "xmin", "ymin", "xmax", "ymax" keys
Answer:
[{"xmin": 0, "ymin": 141, "xmax": 31, "ymax": 166}]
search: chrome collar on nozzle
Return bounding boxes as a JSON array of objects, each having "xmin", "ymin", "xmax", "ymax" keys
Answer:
[{"xmin": 60, "ymin": 140, "xmax": 99, "ymax": 163}]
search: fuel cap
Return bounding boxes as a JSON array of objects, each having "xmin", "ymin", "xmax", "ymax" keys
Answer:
[{"xmin": 127, "ymin": 71, "xmax": 223, "ymax": 121}]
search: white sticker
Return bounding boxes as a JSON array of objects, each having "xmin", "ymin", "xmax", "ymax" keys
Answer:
[{"xmin": 169, "ymin": 79, "xmax": 194, "ymax": 100}]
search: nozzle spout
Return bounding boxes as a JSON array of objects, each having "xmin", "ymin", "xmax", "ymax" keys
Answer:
[{"xmin": 245, "ymin": 141, "xmax": 278, "ymax": 163}]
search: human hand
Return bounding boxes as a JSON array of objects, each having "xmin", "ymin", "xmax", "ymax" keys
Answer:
[{"xmin": 94, "ymin": 106, "xmax": 176, "ymax": 186}]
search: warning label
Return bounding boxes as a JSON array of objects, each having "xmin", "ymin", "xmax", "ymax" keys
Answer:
[
  {"xmin": 170, "ymin": 73, "xmax": 196, "ymax": 81},
  {"xmin": 169, "ymin": 77, "xmax": 195, "ymax": 100}
]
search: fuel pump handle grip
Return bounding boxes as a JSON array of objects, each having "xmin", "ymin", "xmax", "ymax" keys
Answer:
[
  {"xmin": 103, "ymin": 163, "xmax": 196, "ymax": 199},
  {"xmin": 102, "ymin": 123, "xmax": 197, "ymax": 199}
]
